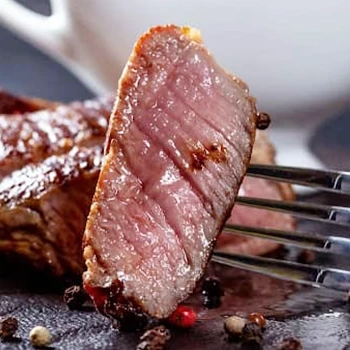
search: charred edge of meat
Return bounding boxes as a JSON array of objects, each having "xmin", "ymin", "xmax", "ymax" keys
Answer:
[
  {"xmin": 83, "ymin": 24, "xmax": 259, "ymax": 319},
  {"xmin": 256, "ymin": 113, "xmax": 271, "ymax": 130},
  {"xmin": 0, "ymin": 146, "xmax": 102, "ymax": 206},
  {"xmin": 84, "ymin": 281, "xmax": 149, "ymax": 331},
  {"xmin": 190, "ymin": 142, "xmax": 228, "ymax": 170}
]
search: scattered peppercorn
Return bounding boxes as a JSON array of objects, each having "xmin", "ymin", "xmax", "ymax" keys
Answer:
[
  {"xmin": 224, "ymin": 316, "xmax": 246, "ymax": 338},
  {"xmin": 63, "ymin": 285, "xmax": 89, "ymax": 310},
  {"xmin": 277, "ymin": 337, "xmax": 302, "ymax": 350},
  {"xmin": 29, "ymin": 326, "xmax": 52, "ymax": 348},
  {"xmin": 136, "ymin": 325, "xmax": 171, "ymax": 350},
  {"xmin": 247, "ymin": 312, "xmax": 266, "ymax": 329},
  {"xmin": 241, "ymin": 322, "xmax": 263, "ymax": 345},
  {"xmin": 201, "ymin": 277, "xmax": 224, "ymax": 309},
  {"xmin": 167, "ymin": 305, "xmax": 197, "ymax": 328},
  {"xmin": 0, "ymin": 316, "xmax": 18, "ymax": 340},
  {"xmin": 296, "ymin": 250, "xmax": 315, "ymax": 264},
  {"xmin": 256, "ymin": 112, "xmax": 271, "ymax": 130}
]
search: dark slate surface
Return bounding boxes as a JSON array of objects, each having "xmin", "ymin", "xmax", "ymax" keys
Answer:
[{"xmin": 1, "ymin": 1, "xmax": 350, "ymax": 349}]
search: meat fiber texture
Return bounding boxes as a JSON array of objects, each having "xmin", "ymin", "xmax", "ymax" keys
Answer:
[{"xmin": 83, "ymin": 25, "xmax": 260, "ymax": 319}]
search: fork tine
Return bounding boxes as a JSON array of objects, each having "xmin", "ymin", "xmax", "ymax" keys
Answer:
[
  {"xmin": 223, "ymin": 224, "xmax": 350, "ymax": 255},
  {"xmin": 236, "ymin": 196, "xmax": 350, "ymax": 227},
  {"xmin": 212, "ymin": 251, "xmax": 350, "ymax": 292},
  {"xmin": 224, "ymin": 224, "xmax": 323, "ymax": 248},
  {"xmin": 247, "ymin": 164, "xmax": 350, "ymax": 194}
]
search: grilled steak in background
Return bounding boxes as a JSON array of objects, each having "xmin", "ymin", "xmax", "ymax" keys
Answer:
[
  {"xmin": 0, "ymin": 95, "xmax": 112, "ymax": 179},
  {"xmin": 0, "ymin": 94, "xmax": 112, "ymax": 276},
  {"xmin": 82, "ymin": 25, "xmax": 261, "ymax": 319},
  {"xmin": 0, "ymin": 146, "xmax": 102, "ymax": 276},
  {"xmin": 0, "ymin": 89, "xmax": 55, "ymax": 115}
]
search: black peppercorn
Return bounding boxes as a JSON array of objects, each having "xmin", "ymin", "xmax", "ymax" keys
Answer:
[
  {"xmin": 256, "ymin": 112, "xmax": 271, "ymax": 130},
  {"xmin": 241, "ymin": 322, "xmax": 263, "ymax": 345},
  {"xmin": 201, "ymin": 277, "xmax": 224, "ymax": 309},
  {"xmin": 0, "ymin": 316, "xmax": 18, "ymax": 340},
  {"xmin": 63, "ymin": 285, "xmax": 89, "ymax": 310}
]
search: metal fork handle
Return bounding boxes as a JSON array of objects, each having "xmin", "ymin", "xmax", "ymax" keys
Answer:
[
  {"xmin": 247, "ymin": 164, "xmax": 350, "ymax": 194},
  {"xmin": 212, "ymin": 251, "xmax": 350, "ymax": 293},
  {"xmin": 223, "ymin": 224, "xmax": 350, "ymax": 255},
  {"xmin": 236, "ymin": 196, "xmax": 350, "ymax": 227}
]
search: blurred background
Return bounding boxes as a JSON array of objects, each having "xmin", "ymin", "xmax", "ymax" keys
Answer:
[
  {"xmin": 0, "ymin": 0, "xmax": 92, "ymax": 102},
  {"xmin": 0, "ymin": 0, "xmax": 350, "ymax": 169}
]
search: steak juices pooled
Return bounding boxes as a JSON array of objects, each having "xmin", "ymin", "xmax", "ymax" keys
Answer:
[{"xmin": 83, "ymin": 25, "xmax": 261, "ymax": 320}]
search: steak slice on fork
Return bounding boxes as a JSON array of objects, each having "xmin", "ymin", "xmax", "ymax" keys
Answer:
[{"xmin": 83, "ymin": 25, "xmax": 260, "ymax": 320}]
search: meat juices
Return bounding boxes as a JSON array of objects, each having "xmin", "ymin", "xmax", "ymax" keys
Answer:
[{"xmin": 83, "ymin": 25, "xmax": 259, "ymax": 319}]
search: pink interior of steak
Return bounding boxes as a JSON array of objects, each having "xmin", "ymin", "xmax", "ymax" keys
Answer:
[{"xmin": 83, "ymin": 25, "xmax": 258, "ymax": 319}]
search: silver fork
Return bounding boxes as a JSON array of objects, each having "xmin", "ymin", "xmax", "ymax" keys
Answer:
[{"xmin": 213, "ymin": 164, "xmax": 350, "ymax": 293}]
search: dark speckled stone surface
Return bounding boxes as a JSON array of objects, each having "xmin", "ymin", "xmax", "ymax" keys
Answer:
[{"xmin": 1, "ymin": 1, "xmax": 350, "ymax": 349}]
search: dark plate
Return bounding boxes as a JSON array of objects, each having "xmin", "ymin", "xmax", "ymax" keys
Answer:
[{"xmin": 0, "ymin": 197, "xmax": 349, "ymax": 350}]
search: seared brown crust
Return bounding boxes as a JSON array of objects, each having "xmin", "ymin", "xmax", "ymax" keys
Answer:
[
  {"xmin": 0, "ymin": 92, "xmax": 112, "ymax": 276},
  {"xmin": 0, "ymin": 146, "xmax": 102, "ymax": 276},
  {"xmin": 0, "ymin": 96, "xmax": 113, "ymax": 179}
]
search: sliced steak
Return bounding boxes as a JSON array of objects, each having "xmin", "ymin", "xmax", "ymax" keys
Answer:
[
  {"xmin": 0, "ymin": 96, "xmax": 112, "ymax": 179},
  {"xmin": 0, "ymin": 146, "xmax": 102, "ymax": 276},
  {"xmin": 82, "ymin": 25, "xmax": 259, "ymax": 319}
]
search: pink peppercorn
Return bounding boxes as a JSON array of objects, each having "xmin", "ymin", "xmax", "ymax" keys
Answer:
[{"xmin": 168, "ymin": 305, "xmax": 197, "ymax": 328}]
